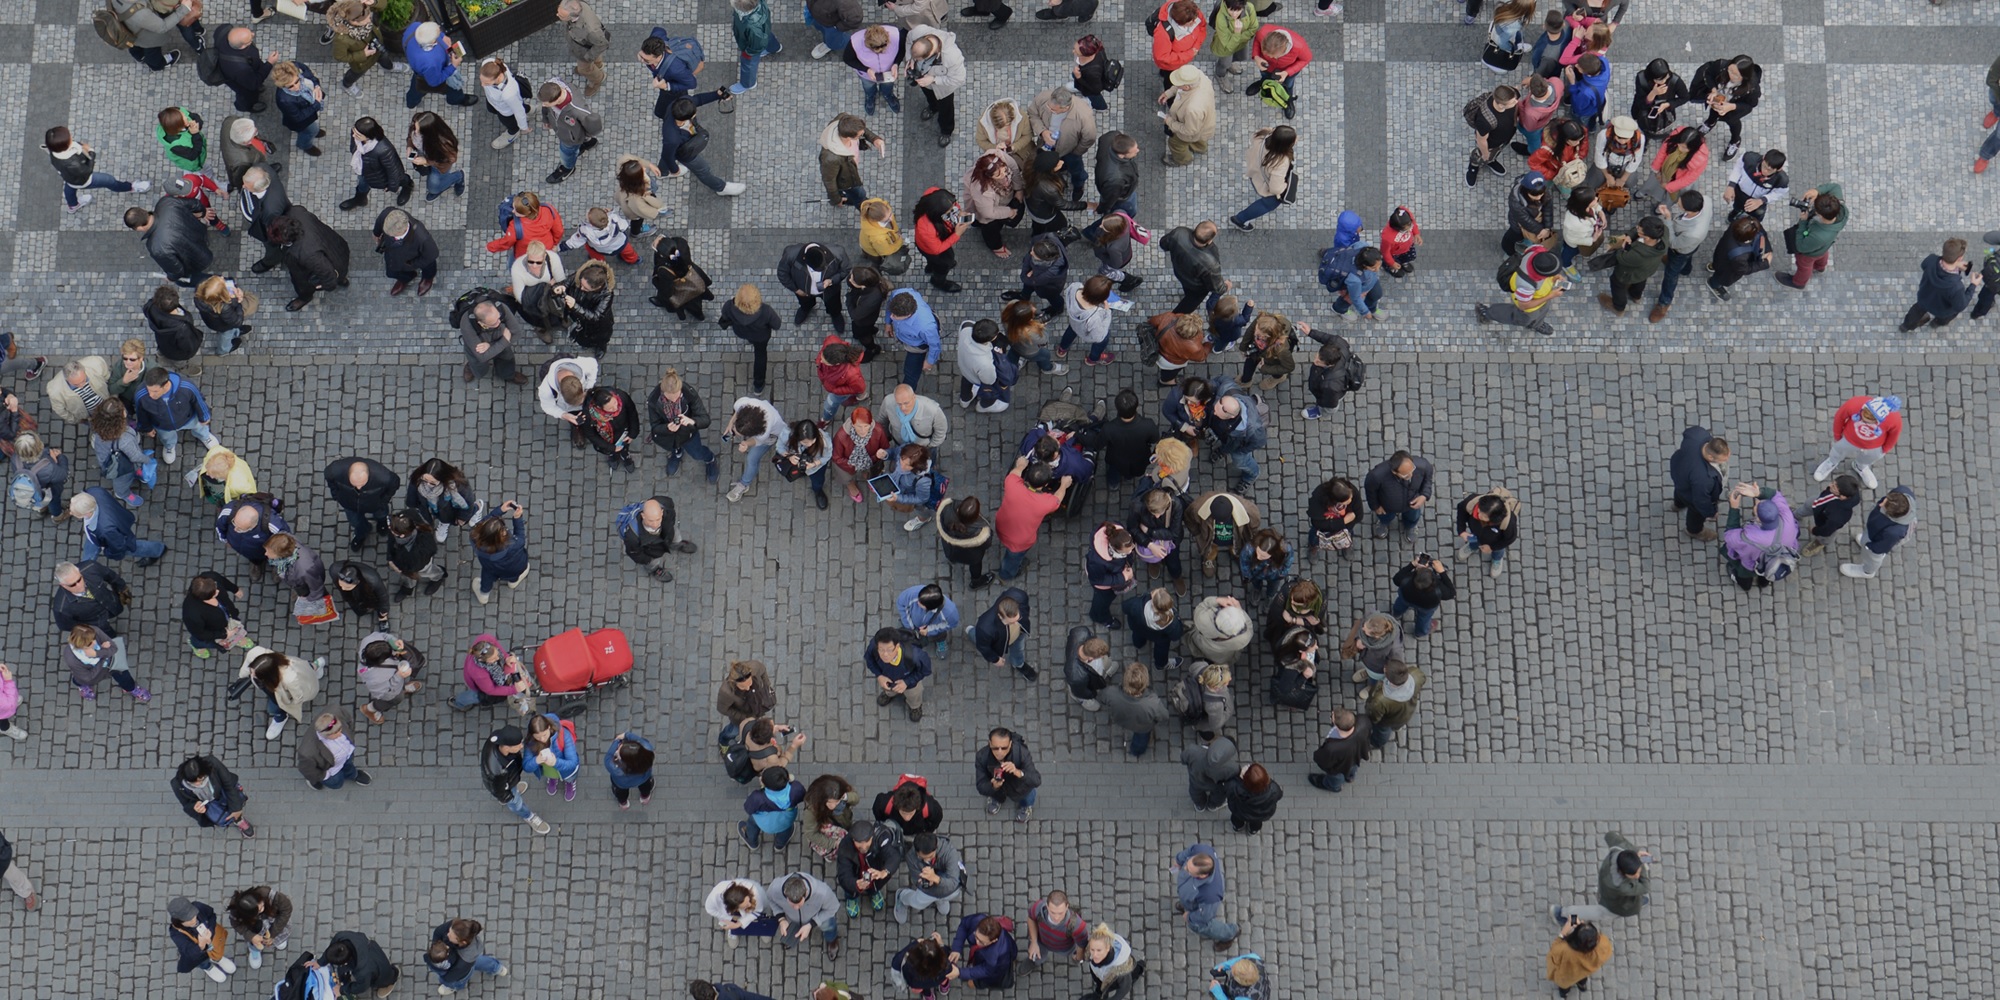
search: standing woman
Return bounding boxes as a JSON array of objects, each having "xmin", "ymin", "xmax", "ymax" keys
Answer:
[
  {"xmin": 1090, "ymin": 213, "xmax": 1141, "ymax": 293},
  {"xmin": 829, "ymin": 405, "xmax": 889, "ymax": 501},
  {"xmin": 181, "ymin": 571, "xmax": 251, "ymax": 660},
  {"xmin": 1122, "ymin": 587, "xmax": 1184, "ymax": 671},
  {"xmin": 604, "ymin": 730, "xmax": 656, "ymax": 808},
  {"xmin": 1237, "ymin": 527, "xmax": 1294, "ymax": 602},
  {"xmin": 721, "ymin": 396, "xmax": 788, "ymax": 503},
  {"xmin": 1546, "ymin": 917, "xmax": 1613, "ymax": 998},
  {"xmin": 1129, "ymin": 486, "xmax": 1187, "ymax": 594},
  {"xmin": 406, "ymin": 112, "xmax": 466, "ymax": 202},
  {"xmin": 1630, "ymin": 58, "xmax": 1688, "ymax": 140},
  {"xmin": 912, "ymin": 187, "xmax": 967, "ymax": 294},
  {"xmin": 555, "ymin": 260, "xmax": 617, "ymax": 357},
  {"xmin": 1705, "ymin": 215, "xmax": 1770, "ymax": 302},
  {"xmin": 470, "ymin": 500, "xmax": 531, "ymax": 604},
  {"xmin": 935, "ymin": 495, "xmax": 994, "ymax": 588},
  {"xmin": 332, "ymin": 562, "xmax": 392, "ymax": 632},
  {"xmin": 87, "ymin": 400, "xmax": 151, "ymax": 509},
  {"xmin": 714, "ymin": 659, "xmax": 775, "ymax": 747},
  {"xmin": 1022, "ymin": 155, "xmax": 1074, "ymax": 241},
  {"xmin": 1558, "ymin": 186, "xmax": 1606, "ymax": 274},
  {"xmin": 649, "ymin": 234, "xmax": 715, "ymax": 320},
  {"xmin": 614, "ymin": 155, "xmax": 665, "ymax": 237},
  {"xmin": 327, "ymin": 1, "xmax": 393, "ymax": 97},
  {"xmin": 649, "ymin": 368, "xmax": 722, "ymax": 480},
  {"xmin": 1228, "ymin": 126, "xmax": 1295, "ymax": 232},
  {"xmin": 354, "ymin": 629, "xmax": 423, "ymax": 724},
  {"xmin": 802, "ymin": 774, "xmax": 860, "ymax": 862},
  {"xmin": 777, "ymin": 418, "xmax": 834, "ymax": 510},
  {"xmin": 156, "ymin": 107, "xmax": 207, "ymax": 174},
  {"xmin": 961, "ymin": 150, "xmax": 1024, "ymax": 259},
  {"xmin": 1071, "ymin": 36, "xmax": 1113, "ymax": 111},
  {"xmin": 1224, "ymin": 761, "xmax": 1282, "ymax": 833},
  {"xmin": 845, "ymin": 266, "xmax": 892, "ymax": 360},
  {"xmin": 906, "ymin": 26, "xmax": 966, "ymax": 147},
  {"xmin": 240, "ymin": 645, "xmax": 319, "ymax": 739},
  {"xmin": 526, "ymin": 712, "xmax": 581, "ymax": 801},
  {"xmin": 1002, "ymin": 299, "xmax": 1064, "ymax": 375},
  {"xmin": 1650, "ymin": 126, "xmax": 1709, "ymax": 194},
  {"xmin": 1481, "ymin": 0, "xmax": 1535, "ymax": 72},
  {"xmin": 341, "ymin": 116, "xmax": 413, "ymax": 212},
  {"xmin": 405, "ymin": 459, "xmax": 482, "ymax": 543},
  {"xmin": 192, "ymin": 277, "xmax": 254, "ymax": 355},
  {"xmin": 1688, "ymin": 54, "xmax": 1761, "ymax": 160},
  {"xmin": 720, "ymin": 284, "xmax": 782, "ymax": 395}
]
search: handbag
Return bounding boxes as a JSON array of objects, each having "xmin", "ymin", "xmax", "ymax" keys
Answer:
[
  {"xmin": 274, "ymin": 0, "xmax": 311, "ymax": 18},
  {"xmin": 223, "ymin": 617, "xmax": 251, "ymax": 650},
  {"xmin": 239, "ymin": 289, "xmax": 260, "ymax": 318},
  {"xmin": 1278, "ymin": 166, "xmax": 1299, "ymax": 205},
  {"xmin": 226, "ymin": 676, "xmax": 253, "ymax": 700},
  {"xmin": 1481, "ymin": 41, "xmax": 1522, "ymax": 71},
  {"xmin": 1781, "ymin": 223, "xmax": 1801, "ymax": 255},
  {"xmin": 1316, "ymin": 527, "xmax": 1353, "ymax": 551},
  {"xmin": 293, "ymin": 594, "xmax": 340, "ymax": 626},
  {"xmin": 770, "ymin": 451, "xmax": 807, "ymax": 482},
  {"xmin": 667, "ymin": 270, "xmax": 710, "ymax": 308},
  {"xmin": 877, "ymin": 244, "xmax": 913, "ymax": 276}
]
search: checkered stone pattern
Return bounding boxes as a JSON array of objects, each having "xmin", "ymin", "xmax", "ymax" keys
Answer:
[
  {"xmin": 1829, "ymin": 64, "xmax": 1996, "ymax": 233},
  {"xmin": 726, "ymin": 59, "xmax": 909, "ymax": 227},
  {"xmin": 1152, "ymin": 64, "xmax": 1345, "ymax": 230}
]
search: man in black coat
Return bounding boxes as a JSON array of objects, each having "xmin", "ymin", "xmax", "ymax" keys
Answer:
[
  {"xmin": 1092, "ymin": 131, "xmax": 1140, "ymax": 217},
  {"xmin": 371, "ymin": 207, "xmax": 438, "ymax": 297},
  {"xmin": 970, "ymin": 588, "xmax": 1038, "ymax": 681},
  {"xmin": 1363, "ymin": 450, "xmax": 1435, "ymax": 539},
  {"xmin": 777, "ymin": 242, "xmax": 849, "ymax": 326},
  {"xmin": 215, "ymin": 24, "xmax": 276, "ymax": 114},
  {"xmin": 1899, "ymin": 237, "xmax": 1984, "ymax": 332},
  {"xmin": 1667, "ymin": 426, "xmax": 1729, "ymax": 540},
  {"xmin": 619, "ymin": 494, "xmax": 698, "ymax": 582},
  {"xmin": 972, "ymin": 727, "xmax": 1043, "ymax": 822},
  {"xmin": 1309, "ymin": 707, "xmax": 1373, "ymax": 792},
  {"xmin": 266, "ymin": 207, "xmax": 350, "ymax": 312},
  {"xmin": 52, "ymin": 560, "xmax": 129, "ymax": 637},
  {"xmin": 1161, "ymin": 221, "xmax": 1229, "ymax": 315},
  {"xmin": 170, "ymin": 754, "xmax": 253, "ymax": 836},
  {"xmin": 238, "ymin": 166, "xmax": 290, "ymax": 274},
  {"xmin": 125, "ymin": 198, "xmax": 213, "ymax": 287},
  {"xmin": 322, "ymin": 931, "xmax": 399, "ymax": 996},
  {"xmin": 324, "ymin": 458, "xmax": 402, "ymax": 550},
  {"xmin": 142, "ymin": 285, "xmax": 205, "ymax": 364}
]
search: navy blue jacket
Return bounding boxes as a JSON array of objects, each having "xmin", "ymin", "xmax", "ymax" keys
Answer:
[
  {"xmin": 1863, "ymin": 486, "xmax": 1916, "ymax": 554},
  {"xmin": 79, "ymin": 487, "xmax": 145, "ymax": 561},
  {"xmin": 273, "ymin": 63, "xmax": 323, "ymax": 132},
  {"xmin": 132, "ymin": 374, "xmax": 213, "ymax": 435},
  {"xmin": 971, "ymin": 588, "xmax": 1031, "ymax": 663},
  {"xmin": 864, "ymin": 641, "xmax": 932, "ymax": 687},
  {"xmin": 1668, "ymin": 425, "xmax": 1725, "ymax": 517},
  {"xmin": 474, "ymin": 515, "xmax": 530, "ymax": 578}
]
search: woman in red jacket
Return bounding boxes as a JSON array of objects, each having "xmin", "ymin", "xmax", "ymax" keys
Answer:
[
  {"xmin": 815, "ymin": 333, "xmax": 869, "ymax": 424},
  {"xmin": 830, "ymin": 405, "xmax": 892, "ymax": 503},
  {"xmin": 1649, "ymin": 126, "xmax": 1709, "ymax": 194},
  {"xmin": 486, "ymin": 192, "xmax": 565, "ymax": 258},
  {"xmin": 1250, "ymin": 25, "xmax": 1312, "ymax": 119},
  {"xmin": 912, "ymin": 187, "xmax": 967, "ymax": 294},
  {"xmin": 1149, "ymin": 0, "xmax": 1207, "ymax": 88}
]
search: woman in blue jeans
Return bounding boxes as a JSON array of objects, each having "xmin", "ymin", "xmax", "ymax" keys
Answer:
[
  {"xmin": 722, "ymin": 397, "xmax": 788, "ymax": 503},
  {"xmin": 1227, "ymin": 126, "xmax": 1294, "ymax": 232},
  {"xmin": 407, "ymin": 112, "xmax": 466, "ymax": 201},
  {"xmin": 470, "ymin": 501, "xmax": 531, "ymax": 603},
  {"xmin": 427, "ymin": 918, "xmax": 507, "ymax": 992}
]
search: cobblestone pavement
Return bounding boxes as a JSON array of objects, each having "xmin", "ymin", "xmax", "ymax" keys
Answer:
[{"xmin": 1, "ymin": 0, "xmax": 1999, "ymax": 997}]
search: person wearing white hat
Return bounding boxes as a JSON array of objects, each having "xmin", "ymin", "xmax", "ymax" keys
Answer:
[
  {"xmin": 1592, "ymin": 115, "xmax": 1646, "ymax": 180},
  {"xmin": 1186, "ymin": 596, "xmax": 1252, "ymax": 665}
]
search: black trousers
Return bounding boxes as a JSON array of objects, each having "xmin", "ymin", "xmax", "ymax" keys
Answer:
[
  {"xmin": 921, "ymin": 89, "xmax": 956, "ymax": 136},
  {"xmin": 1899, "ymin": 304, "xmax": 1960, "ymax": 331},
  {"xmin": 1609, "ymin": 276, "xmax": 1648, "ymax": 311}
]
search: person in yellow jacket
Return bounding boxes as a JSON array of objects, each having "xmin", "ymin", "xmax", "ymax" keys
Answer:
[
  {"xmin": 193, "ymin": 444, "xmax": 258, "ymax": 504},
  {"xmin": 857, "ymin": 198, "xmax": 906, "ymax": 270},
  {"xmin": 1474, "ymin": 244, "xmax": 1567, "ymax": 336},
  {"xmin": 1545, "ymin": 916, "xmax": 1612, "ymax": 998}
]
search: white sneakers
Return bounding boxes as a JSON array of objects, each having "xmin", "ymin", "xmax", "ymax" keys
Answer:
[
  {"xmin": 903, "ymin": 515, "xmax": 926, "ymax": 532},
  {"xmin": 214, "ymin": 957, "xmax": 236, "ymax": 974},
  {"xmin": 811, "ymin": 43, "xmax": 832, "ymax": 59},
  {"xmin": 68, "ymin": 193, "xmax": 93, "ymax": 212},
  {"xmin": 132, "ymin": 180, "xmax": 152, "ymax": 193},
  {"xmin": 1857, "ymin": 466, "xmax": 1878, "ymax": 489},
  {"xmin": 491, "ymin": 132, "xmax": 518, "ymax": 150},
  {"xmin": 727, "ymin": 483, "xmax": 750, "ymax": 502},
  {"xmin": 474, "ymin": 579, "xmax": 492, "ymax": 605},
  {"xmin": 1, "ymin": 723, "xmax": 25, "ymax": 740},
  {"xmin": 204, "ymin": 965, "xmax": 227, "ymax": 982},
  {"xmin": 264, "ymin": 717, "xmax": 287, "ymax": 740},
  {"xmin": 719, "ymin": 182, "xmax": 747, "ymax": 196},
  {"xmin": 527, "ymin": 815, "xmax": 550, "ymax": 835},
  {"xmin": 311, "ymin": 656, "xmax": 327, "ymax": 678},
  {"xmin": 248, "ymin": 949, "xmax": 263, "ymax": 970},
  {"xmin": 507, "ymin": 565, "xmax": 531, "ymax": 589},
  {"xmin": 433, "ymin": 523, "xmax": 450, "ymax": 543},
  {"xmin": 1811, "ymin": 458, "xmax": 1836, "ymax": 481},
  {"xmin": 161, "ymin": 445, "xmax": 179, "ymax": 465}
]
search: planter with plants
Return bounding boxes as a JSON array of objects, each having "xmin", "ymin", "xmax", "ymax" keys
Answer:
[{"xmin": 441, "ymin": 0, "xmax": 561, "ymax": 57}]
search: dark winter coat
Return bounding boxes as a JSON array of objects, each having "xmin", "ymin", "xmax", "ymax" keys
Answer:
[
  {"xmin": 648, "ymin": 383, "xmax": 712, "ymax": 451},
  {"xmin": 326, "ymin": 931, "xmax": 398, "ymax": 991},
  {"xmin": 1062, "ymin": 625, "xmax": 1108, "ymax": 701},
  {"xmin": 239, "ymin": 176, "xmax": 290, "ymax": 244},
  {"xmin": 1224, "ymin": 775, "xmax": 1283, "ymax": 824},
  {"xmin": 372, "ymin": 209, "xmax": 439, "ymax": 277},
  {"xmin": 1363, "ymin": 455, "xmax": 1434, "ymax": 514},
  {"xmin": 274, "ymin": 206, "xmax": 351, "ymax": 297},
  {"xmin": 1094, "ymin": 135, "xmax": 1140, "ymax": 208},
  {"xmin": 169, "ymin": 901, "xmax": 222, "ymax": 973},
  {"xmin": 324, "ymin": 458, "xmax": 400, "ymax": 518},
  {"xmin": 1313, "ymin": 721, "xmax": 1373, "ymax": 776},
  {"xmin": 352, "ymin": 137, "xmax": 409, "ymax": 193},
  {"xmin": 140, "ymin": 196, "xmax": 214, "ymax": 283},
  {"xmin": 1668, "ymin": 425, "xmax": 1725, "ymax": 516},
  {"xmin": 579, "ymin": 389, "xmax": 640, "ymax": 456},
  {"xmin": 170, "ymin": 755, "xmax": 248, "ymax": 826},
  {"xmin": 972, "ymin": 732, "xmax": 1042, "ymax": 802},
  {"xmin": 778, "ymin": 243, "xmax": 851, "ymax": 296},
  {"xmin": 970, "ymin": 588, "xmax": 1031, "ymax": 663},
  {"xmin": 180, "ymin": 570, "xmax": 240, "ymax": 646},
  {"xmin": 620, "ymin": 495, "xmax": 680, "ymax": 564},
  {"xmin": 273, "ymin": 64, "xmax": 324, "ymax": 133},
  {"xmin": 144, "ymin": 301, "xmax": 204, "ymax": 362},
  {"xmin": 1392, "ymin": 563, "xmax": 1456, "ymax": 610},
  {"xmin": 1914, "ymin": 254, "xmax": 1977, "ymax": 318},
  {"xmin": 1161, "ymin": 226, "xmax": 1225, "ymax": 296}
]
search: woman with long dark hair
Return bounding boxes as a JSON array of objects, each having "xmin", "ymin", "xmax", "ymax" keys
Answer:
[
  {"xmin": 1687, "ymin": 53, "xmax": 1762, "ymax": 159},
  {"xmin": 341, "ymin": 116, "xmax": 411, "ymax": 211},
  {"xmin": 1228, "ymin": 125, "xmax": 1295, "ymax": 231},
  {"xmin": 405, "ymin": 459, "xmax": 481, "ymax": 543},
  {"xmin": 961, "ymin": 150, "xmax": 1024, "ymax": 257},
  {"xmin": 406, "ymin": 112, "xmax": 464, "ymax": 201},
  {"xmin": 614, "ymin": 155, "xmax": 665, "ymax": 236},
  {"xmin": 912, "ymin": 187, "xmax": 966, "ymax": 293}
]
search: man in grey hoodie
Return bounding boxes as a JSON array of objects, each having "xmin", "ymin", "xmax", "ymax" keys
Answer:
[
  {"xmin": 766, "ymin": 871, "xmax": 841, "ymax": 959},
  {"xmin": 1840, "ymin": 486, "xmax": 1915, "ymax": 580},
  {"xmin": 893, "ymin": 832, "xmax": 964, "ymax": 924},
  {"xmin": 1182, "ymin": 735, "xmax": 1238, "ymax": 812}
]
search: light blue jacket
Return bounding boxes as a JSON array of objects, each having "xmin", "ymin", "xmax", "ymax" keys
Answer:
[
  {"xmin": 896, "ymin": 584, "xmax": 961, "ymax": 638},
  {"xmin": 888, "ymin": 290, "xmax": 942, "ymax": 364}
]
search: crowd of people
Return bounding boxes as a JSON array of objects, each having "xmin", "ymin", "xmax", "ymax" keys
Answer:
[{"xmin": 0, "ymin": 0, "xmax": 1956, "ymax": 996}]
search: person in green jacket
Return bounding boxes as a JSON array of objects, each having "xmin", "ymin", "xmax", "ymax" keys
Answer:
[
  {"xmin": 1552, "ymin": 831, "xmax": 1653, "ymax": 923},
  {"xmin": 1775, "ymin": 182, "xmax": 1847, "ymax": 289},
  {"xmin": 1597, "ymin": 214, "xmax": 1668, "ymax": 315},
  {"xmin": 1209, "ymin": 0, "xmax": 1260, "ymax": 78},
  {"xmin": 729, "ymin": 0, "xmax": 783, "ymax": 95},
  {"xmin": 156, "ymin": 107, "xmax": 207, "ymax": 174}
]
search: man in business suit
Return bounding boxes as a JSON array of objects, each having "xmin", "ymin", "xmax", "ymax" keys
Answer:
[{"xmin": 238, "ymin": 166, "xmax": 290, "ymax": 274}]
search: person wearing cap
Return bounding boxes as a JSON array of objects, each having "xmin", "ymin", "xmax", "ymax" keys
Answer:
[
  {"xmin": 1812, "ymin": 395, "xmax": 1903, "ymax": 489},
  {"xmin": 402, "ymin": 21, "xmax": 480, "ymax": 109},
  {"xmin": 1186, "ymin": 596, "xmax": 1253, "ymax": 666},
  {"xmin": 1592, "ymin": 115, "xmax": 1646, "ymax": 181},
  {"xmin": 1160, "ymin": 66, "xmax": 1219, "ymax": 169},
  {"xmin": 1596, "ymin": 214, "xmax": 1667, "ymax": 315},
  {"xmin": 1841, "ymin": 486, "xmax": 1917, "ymax": 580},
  {"xmin": 481, "ymin": 724, "xmax": 552, "ymax": 834},
  {"xmin": 1463, "ymin": 84, "xmax": 1519, "ymax": 188},
  {"xmin": 1899, "ymin": 238, "xmax": 1983, "ymax": 333},
  {"xmin": 1649, "ymin": 188, "xmax": 1713, "ymax": 324},
  {"xmin": 1475, "ymin": 244, "xmax": 1566, "ymax": 336},
  {"xmin": 1505, "ymin": 172, "xmax": 1557, "ymax": 255},
  {"xmin": 169, "ymin": 897, "xmax": 238, "ymax": 983},
  {"xmin": 297, "ymin": 709, "xmax": 369, "ymax": 789},
  {"xmin": 1718, "ymin": 483, "xmax": 1798, "ymax": 590}
]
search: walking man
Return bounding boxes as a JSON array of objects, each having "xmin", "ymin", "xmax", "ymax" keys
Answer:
[
  {"xmin": 1308, "ymin": 707, "xmax": 1371, "ymax": 792},
  {"xmin": 1667, "ymin": 427, "xmax": 1729, "ymax": 540},
  {"xmin": 481, "ymin": 724, "xmax": 552, "ymax": 834},
  {"xmin": 0, "ymin": 830, "xmax": 37, "ymax": 910},
  {"xmin": 1840, "ymin": 486, "xmax": 1916, "ymax": 580},
  {"xmin": 1811, "ymin": 394, "xmax": 1902, "ymax": 490},
  {"xmin": 1173, "ymin": 842, "xmax": 1238, "ymax": 951},
  {"xmin": 1162, "ymin": 222, "xmax": 1229, "ymax": 315},
  {"xmin": 1463, "ymin": 85, "xmax": 1520, "ymax": 188},
  {"xmin": 556, "ymin": 0, "xmax": 611, "ymax": 97},
  {"xmin": 1552, "ymin": 831, "xmax": 1652, "ymax": 923},
  {"xmin": 1899, "ymin": 237, "xmax": 1982, "ymax": 331}
]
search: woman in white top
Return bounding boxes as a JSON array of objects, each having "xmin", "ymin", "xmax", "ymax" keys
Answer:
[
  {"xmin": 478, "ymin": 58, "xmax": 534, "ymax": 150},
  {"xmin": 703, "ymin": 879, "xmax": 767, "ymax": 937},
  {"xmin": 722, "ymin": 397, "xmax": 789, "ymax": 502}
]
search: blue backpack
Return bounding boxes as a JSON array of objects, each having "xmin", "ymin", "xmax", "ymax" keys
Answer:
[
  {"xmin": 1317, "ymin": 245, "xmax": 1362, "ymax": 293},
  {"xmin": 614, "ymin": 501, "xmax": 645, "ymax": 538},
  {"xmin": 495, "ymin": 191, "xmax": 531, "ymax": 240}
]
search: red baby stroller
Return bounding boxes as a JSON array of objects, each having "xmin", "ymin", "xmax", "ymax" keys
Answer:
[{"xmin": 531, "ymin": 627, "xmax": 634, "ymax": 712}]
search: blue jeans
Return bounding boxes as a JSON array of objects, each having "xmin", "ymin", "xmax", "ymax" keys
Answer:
[
  {"xmin": 452, "ymin": 687, "xmax": 508, "ymax": 709},
  {"xmin": 738, "ymin": 38, "xmax": 782, "ymax": 90},
  {"xmin": 1368, "ymin": 724, "xmax": 1396, "ymax": 748},
  {"xmin": 438, "ymin": 954, "xmax": 504, "ymax": 992},
  {"xmin": 1129, "ymin": 729, "xmax": 1152, "ymax": 755},
  {"xmin": 1517, "ymin": 124, "xmax": 1544, "ymax": 153},
  {"xmin": 901, "ymin": 350, "xmax": 928, "ymax": 390},
  {"xmin": 739, "ymin": 440, "xmax": 774, "ymax": 486},
  {"xmin": 1057, "ymin": 328, "xmax": 1106, "ymax": 362},
  {"xmin": 319, "ymin": 757, "xmax": 359, "ymax": 788},
  {"xmin": 1559, "ymin": 243, "xmax": 1580, "ymax": 268},
  {"xmin": 267, "ymin": 695, "xmax": 288, "ymax": 724},
  {"xmin": 86, "ymin": 534, "xmax": 165, "ymax": 564},
  {"xmin": 676, "ymin": 153, "xmax": 728, "ymax": 193},
  {"xmin": 296, "ymin": 124, "xmax": 323, "ymax": 152},
  {"xmin": 1656, "ymin": 249, "xmax": 1693, "ymax": 306},
  {"xmin": 1187, "ymin": 913, "xmax": 1239, "ymax": 943},
  {"xmin": 408, "ymin": 68, "xmax": 477, "ymax": 108},
  {"xmin": 821, "ymin": 392, "xmax": 860, "ymax": 423},
  {"xmin": 1391, "ymin": 593, "xmax": 1437, "ymax": 637},
  {"xmin": 803, "ymin": 3, "xmax": 851, "ymax": 49},
  {"xmin": 64, "ymin": 171, "xmax": 134, "ymax": 208},
  {"xmin": 425, "ymin": 167, "xmax": 466, "ymax": 198},
  {"xmin": 344, "ymin": 506, "xmax": 389, "ymax": 542},
  {"xmin": 477, "ymin": 559, "xmax": 524, "ymax": 593},
  {"xmin": 998, "ymin": 633, "xmax": 1026, "ymax": 668},
  {"xmin": 743, "ymin": 820, "xmax": 794, "ymax": 849},
  {"xmin": 1331, "ymin": 286, "xmax": 1382, "ymax": 316},
  {"xmin": 998, "ymin": 547, "xmax": 1029, "ymax": 579},
  {"xmin": 675, "ymin": 434, "xmax": 718, "ymax": 466},
  {"xmin": 1376, "ymin": 509, "xmax": 1422, "ymax": 532},
  {"xmin": 1007, "ymin": 344, "xmax": 1057, "ymax": 373},
  {"xmin": 1088, "ymin": 587, "xmax": 1119, "ymax": 625},
  {"xmin": 1225, "ymin": 448, "xmax": 1258, "ymax": 485},
  {"xmin": 1982, "ymin": 125, "xmax": 2000, "ymax": 161},
  {"xmin": 1056, "ymin": 152, "xmax": 1086, "ymax": 199},
  {"xmin": 1461, "ymin": 535, "xmax": 1507, "ymax": 564},
  {"xmin": 985, "ymin": 786, "xmax": 1038, "ymax": 808},
  {"xmin": 1231, "ymin": 194, "xmax": 1282, "ymax": 226},
  {"xmin": 862, "ymin": 80, "xmax": 900, "ymax": 113},
  {"xmin": 155, "ymin": 419, "xmax": 220, "ymax": 458},
  {"xmin": 717, "ymin": 720, "xmax": 741, "ymax": 746},
  {"xmin": 559, "ymin": 142, "xmax": 581, "ymax": 171},
  {"xmin": 502, "ymin": 787, "xmax": 534, "ymax": 820}
]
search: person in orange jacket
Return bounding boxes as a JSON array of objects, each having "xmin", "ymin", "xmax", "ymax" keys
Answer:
[{"xmin": 1150, "ymin": 0, "xmax": 1207, "ymax": 89}]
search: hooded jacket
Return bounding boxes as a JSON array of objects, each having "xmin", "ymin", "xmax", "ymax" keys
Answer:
[
  {"xmin": 1915, "ymin": 254, "xmax": 1977, "ymax": 317},
  {"xmin": 1861, "ymin": 486, "xmax": 1917, "ymax": 554},
  {"xmin": 215, "ymin": 495, "xmax": 292, "ymax": 563},
  {"xmin": 1182, "ymin": 737, "xmax": 1238, "ymax": 798},
  {"xmin": 1365, "ymin": 666, "xmax": 1428, "ymax": 730},
  {"xmin": 864, "ymin": 640, "xmax": 933, "ymax": 688},
  {"xmin": 1102, "ymin": 675, "xmax": 1172, "ymax": 735},
  {"xmin": 144, "ymin": 301, "xmax": 203, "ymax": 362},
  {"xmin": 170, "ymin": 755, "xmax": 248, "ymax": 826},
  {"xmin": 1085, "ymin": 524, "xmax": 1134, "ymax": 590},
  {"xmin": 241, "ymin": 645, "xmax": 321, "ymax": 721},
  {"xmin": 906, "ymin": 25, "xmax": 967, "ymax": 98},
  {"xmin": 1150, "ymin": 1, "xmax": 1209, "ymax": 70},
  {"xmin": 1225, "ymin": 774, "xmax": 1283, "ymax": 824},
  {"xmin": 1566, "ymin": 57, "xmax": 1611, "ymax": 121},
  {"xmin": 1187, "ymin": 596, "xmax": 1253, "ymax": 663},
  {"xmin": 1668, "ymin": 425, "xmax": 1726, "ymax": 516},
  {"xmin": 975, "ymin": 99, "xmax": 1035, "ymax": 161},
  {"xmin": 836, "ymin": 829, "xmax": 903, "ymax": 896},
  {"xmin": 765, "ymin": 872, "xmax": 840, "ymax": 928},
  {"xmin": 1173, "ymin": 842, "xmax": 1227, "ymax": 923},
  {"xmin": 950, "ymin": 913, "xmax": 1019, "ymax": 988}
]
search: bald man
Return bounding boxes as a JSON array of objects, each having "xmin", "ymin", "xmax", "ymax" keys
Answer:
[
  {"xmin": 215, "ymin": 494, "xmax": 291, "ymax": 580},
  {"xmin": 323, "ymin": 458, "xmax": 401, "ymax": 550},
  {"xmin": 216, "ymin": 25, "xmax": 281, "ymax": 114}
]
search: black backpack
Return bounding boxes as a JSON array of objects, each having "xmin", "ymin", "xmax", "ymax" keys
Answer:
[
  {"xmin": 196, "ymin": 25, "xmax": 228, "ymax": 87},
  {"xmin": 722, "ymin": 740, "xmax": 757, "ymax": 783},
  {"xmin": 447, "ymin": 287, "xmax": 518, "ymax": 331},
  {"xmin": 1496, "ymin": 250, "xmax": 1527, "ymax": 291},
  {"xmin": 1103, "ymin": 58, "xmax": 1125, "ymax": 91}
]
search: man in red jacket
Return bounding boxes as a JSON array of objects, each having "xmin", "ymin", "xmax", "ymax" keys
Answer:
[
  {"xmin": 1249, "ymin": 25, "xmax": 1312, "ymax": 120},
  {"xmin": 1811, "ymin": 394, "xmax": 1902, "ymax": 490}
]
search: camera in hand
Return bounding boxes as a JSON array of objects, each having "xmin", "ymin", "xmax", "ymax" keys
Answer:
[{"xmin": 1787, "ymin": 198, "xmax": 1813, "ymax": 213}]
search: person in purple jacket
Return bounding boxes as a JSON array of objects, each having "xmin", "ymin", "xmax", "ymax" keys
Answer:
[{"xmin": 1719, "ymin": 484, "xmax": 1798, "ymax": 591}]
